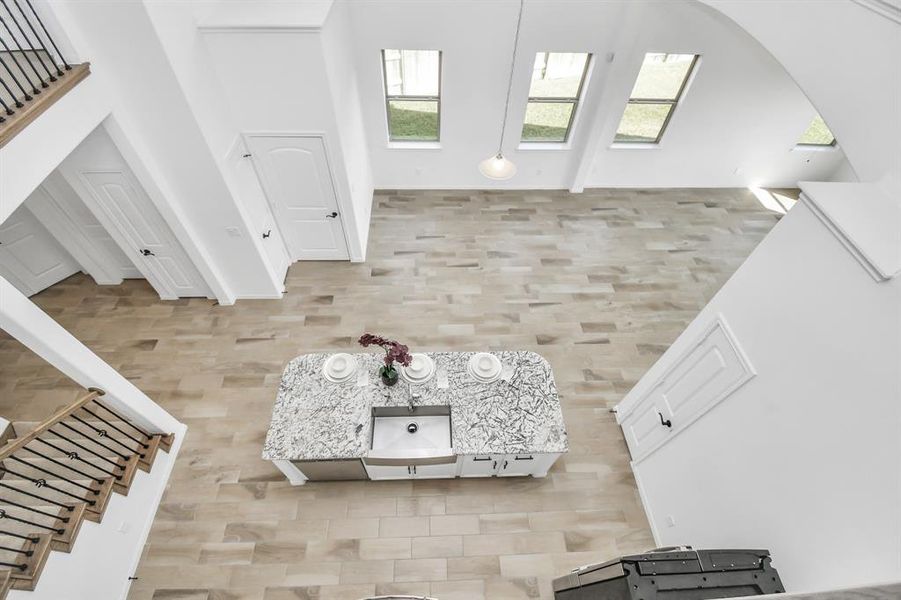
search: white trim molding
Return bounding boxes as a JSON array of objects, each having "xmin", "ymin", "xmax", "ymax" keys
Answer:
[
  {"xmin": 800, "ymin": 182, "xmax": 900, "ymax": 282},
  {"xmin": 851, "ymin": 0, "xmax": 901, "ymax": 24}
]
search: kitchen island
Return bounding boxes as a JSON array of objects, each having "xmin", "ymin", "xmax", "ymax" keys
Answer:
[{"xmin": 263, "ymin": 350, "xmax": 567, "ymax": 484}]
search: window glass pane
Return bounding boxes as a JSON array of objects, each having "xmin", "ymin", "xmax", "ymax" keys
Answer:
[
  {"xmin": 630, "ymin": 53, "xmax": 696, "ymax": 100},
  {"xmin": 387, "ymin": 100, "xmax": 439, "ymax": 140},
  {"xmin": 614, "ymin": 103, "xmax": 673, "ymax": 143},
  {"xmin": 797, "ymin": 114, "xmax": 835, "ymax": 145},
  {"xmin": 521, "ymin": 102, "xmax": 575, "ymax": 142},
  {"xmin": 383, "ymin": 49, "xmax": 439, "ymax": 97},
  {"xmin": 528, "ymin": 52, "xmax": 589, "ymax": 98}
]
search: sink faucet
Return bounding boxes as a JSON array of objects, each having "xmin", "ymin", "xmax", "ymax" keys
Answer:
[{"xmin": 408, "ymin": 382, "xmax": 421, "ymax": 412}]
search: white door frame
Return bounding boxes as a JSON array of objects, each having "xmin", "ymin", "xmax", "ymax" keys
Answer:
[{"xmin": 241, "ymin": 131, "xmax": 352, "ymax": 262}]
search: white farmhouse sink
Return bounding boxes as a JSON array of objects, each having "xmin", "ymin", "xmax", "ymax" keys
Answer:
[{"xmin": 370, "ymin": 406, "xmax": 452, "ymax": 457}]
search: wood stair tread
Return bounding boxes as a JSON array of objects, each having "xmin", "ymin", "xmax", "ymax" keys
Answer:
[{"xmin": 0, "ymin": 389, "xmax": 175, "ymax": 599}]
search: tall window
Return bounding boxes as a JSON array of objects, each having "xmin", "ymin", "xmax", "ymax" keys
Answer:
[
  {"xmin": 797, "ymin": 114, "xmax": 836, "ymax": 146},
  {"xmin": 521, "ymin": 52, "xmax": 591, "ymax": 143},
  {"xmin": 614, "ymin": 53, "xmax": 699, "ymax": 144},
  {"xmin": 381, "ymin": 49, "xmax": 441, "ymax": 142}
]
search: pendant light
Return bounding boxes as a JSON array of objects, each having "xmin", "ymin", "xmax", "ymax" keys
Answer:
[{"xmin": 478, "ymin": 0, "xmax": 524, "ymax": 180}]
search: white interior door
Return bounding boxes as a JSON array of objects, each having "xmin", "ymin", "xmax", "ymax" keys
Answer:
[
  {"xmin": 0, "ymin": 205, "xmax": 80, "ymax": 296},
  {"xmin": 26, "ymin": 173, "xmax": 141, "ymax": 286},
  {"xmin": 79, "ymin": 171, "xmax": 210, "ymax": 299},
  {"xmin": 246, "ymin": 135, "xmax": 349, "ymax": 261}
]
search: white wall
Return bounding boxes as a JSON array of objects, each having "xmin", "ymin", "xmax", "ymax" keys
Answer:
[
  {"xmin": 46, "ymin": 0, "xmax": 282, "ymax": 302},
  {"xmin": 198, "ymin": 16, "xmax": 371, "ymax": 260},
  {"xmin": 345, "ymin": 0, "xmax": 846, "ymax": 190},
  {"xmin": 141, "ymin": 0, "xmax": 289, "ymax": 293},
  {"xmin": 0, "ymin": 74, "xmax": 110, "ymax": 223},
  {"xmin": 321, "ymin": 0, "xmax": 376, "ymax": 254},
  {"xmin": 619, "ymin": 198, "xmax": 900, "ymax": 591},
  {"xmin": 699, "ymin": 0, "xmax": 901, "ymax": 184},
  {"xmin": 584, "ymin": 0, "xmax": 848, "ymax": 188}
]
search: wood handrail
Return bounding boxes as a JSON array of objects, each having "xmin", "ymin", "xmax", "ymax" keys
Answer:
[
  {"xmin": 0, "ymin": 63, "xmax": 90, "ymax": 149},
  {"xmin": 0, "ymin": 387, "xmax": 105, "ymax": 461}
]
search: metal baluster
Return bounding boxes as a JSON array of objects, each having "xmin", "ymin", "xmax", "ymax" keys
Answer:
[
  {"xmin": 0, "ymin": 91, "xmax": 11, "ymax": 120},
  {"xmin": 0, "ymin": 14, "xmax": 45, "ymax": 91},
  {"xmin": 1, "ymin": 0, "xmax": 54, "ymax": 82},
  {"xmin": 0, "ymin": 530, "xmax": 39, "ymax": 544},
  {"xmin": 46, "ymin": 427, "xmax": 123, "ymax": 470},
  {"xmin": 8, "ymin": 456, "xmax": 98, "ymax": 495},
  {"xmin": 0, "ymin": 72, "xmax": 20, "ymax": 109},
  {"xmin": 0, "ymin": 509, "xmax": 65, "ymax": 535},
  {"xmin": 80, "ymin": 407, "xmax": 149, "ymax": 449},
  {"xmin": 71, "ymin": 414, "xmax": 145, "ymax": 458},
  {"xmin": 0, "ymin": 43, "xmax": 33, "ymax": 99},
  {"xmin": 0, "ymin": 498, "xmax": 68, "ymax": 522},
  {"xmin": 0, "ymin": 545, "xmax": 33, "ymax": 557},
  {"xmin": 0, "ymin": 467, "xmax": 96, "ymax": 506},
  {"xmin": 0, "ymin": 481, "xmax": 74, "ymax": 511},
  {"xmin": 22, "ymin": 447, "xmax": 105, "ymax": 484},
  {"xmin": 23, "ymin": 0, "xmax": 68, "ymax": 71},
  {"xmin": 0, "ymin": 561, "xmax": 27, "ymax": 571},
  {"xmin": 91, "ymin": 399, "xmax": 152, "ymax": 439},
  {"xmin": 8, "ymin": 0, "xmax": 57, "ymax": 79},
  {"xmin": 33, "ymin": 438, "xmax": 122, "ymax": 480},
  {"xmin": 57, "ymin": 421, "xmax": 130, "ymax": 462}
]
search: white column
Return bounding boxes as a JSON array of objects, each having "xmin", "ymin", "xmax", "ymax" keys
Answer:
[{"xmin": 0, "ymin": 276, "xmax": 182, "ymax": 433}]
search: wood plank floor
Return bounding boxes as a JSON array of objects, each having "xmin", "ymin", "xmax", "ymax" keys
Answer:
[{"xmin": 0, "ymin": 188, "xmax": 780, "ymax": 600}]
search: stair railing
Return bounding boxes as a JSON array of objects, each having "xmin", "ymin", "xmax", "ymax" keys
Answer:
[
  {"xmin": 0, "ymin": 0, "xmax": 89, "ymax": 148},
  {"xmin": 0, "ymin": 387, "xmax": 173, "ymax": 592}
]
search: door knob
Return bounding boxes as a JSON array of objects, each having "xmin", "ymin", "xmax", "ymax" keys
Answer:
[
  {"xmin": 326, "ymin": 212, "xmax": 338, "ymax": 218},
  {"xmin": 658, "ymin": 412, "xmax": 673, "ymax": 428},
  {"xmin": 140, "ymin": 249, "xmax": 155, "ymax": 257}
]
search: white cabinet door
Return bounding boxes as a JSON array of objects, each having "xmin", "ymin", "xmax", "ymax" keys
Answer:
[
  {"xmin": 364, "ymin": 463, "xmax": 411, "ymax": 481},
  {"xmin": 497, "ymin": 454, "xmax": 543, "ymax": 477},
  {"xmin": 0, "ymin": 205, "xmax": 80, "ymax": 296},
  {"xmin": 460, "ymin": 455, "xmax": 500, "ymax": 477},
  {"xmin": 412, "ymin": 461, "xmax": 457, "ymax": 479},
  {"xmin": 246, "ymin": 135, "xmax": 349, "ymax": 261}
]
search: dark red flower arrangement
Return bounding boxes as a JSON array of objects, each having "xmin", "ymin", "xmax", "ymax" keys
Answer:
[{"xmin": 358, "ymin": 333, "xmax": 412, "ymax": 386}]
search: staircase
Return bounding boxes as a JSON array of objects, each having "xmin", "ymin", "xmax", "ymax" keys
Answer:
[{"xmin": 0, "ymin": 388, "xmax": 173, "ymax": 598}]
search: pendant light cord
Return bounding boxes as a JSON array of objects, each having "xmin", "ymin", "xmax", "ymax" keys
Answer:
[{"xmin": 497, "ymin": 0, "xmax": 525, "ymax": 155}]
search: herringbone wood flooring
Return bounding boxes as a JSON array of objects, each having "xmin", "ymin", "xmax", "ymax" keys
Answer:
[{"xmin": 0, "ymin": 188, "xmax": 780, "ymax": 600}]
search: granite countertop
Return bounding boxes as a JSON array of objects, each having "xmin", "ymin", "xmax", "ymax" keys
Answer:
[{"xmin": 262, "ymin": 351, "xmax": 568, "ymax": 461}]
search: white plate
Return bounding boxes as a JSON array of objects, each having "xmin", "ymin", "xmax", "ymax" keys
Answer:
[
  {"xmin": 401, "ymin": 353, "xmax": 436, "ymax": 384},
  {"xmin": 468, "ymin": 353, "xmax": 502, "ymax": 383},
  {"xmin": 323, "ymin": 353, "xmax": 357, "ymax": 383}
]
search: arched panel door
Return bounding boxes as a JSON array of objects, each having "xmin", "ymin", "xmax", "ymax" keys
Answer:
[
  {"xmin": 245, "ymin": 135, "xmax": 349, "ymax": 261},
  {"xmin": 0, "ymin": 205, "xmax": 80, "ymax": 296}
]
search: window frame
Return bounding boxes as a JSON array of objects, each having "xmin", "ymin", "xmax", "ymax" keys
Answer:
[
  {"xmin": 520, "ymin": 52, "xmax": 593, "ymax": 145},
  {"xmin": 381, "ymin": 48, "xmax": 443, "ymax": 143},
  {"xmin": 795, "ymin": 115, "xmax": 837, "ymax": 148},
  {"xmin": 614, "ymin": 53, "xmax": 700, "ymax": 145}
]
